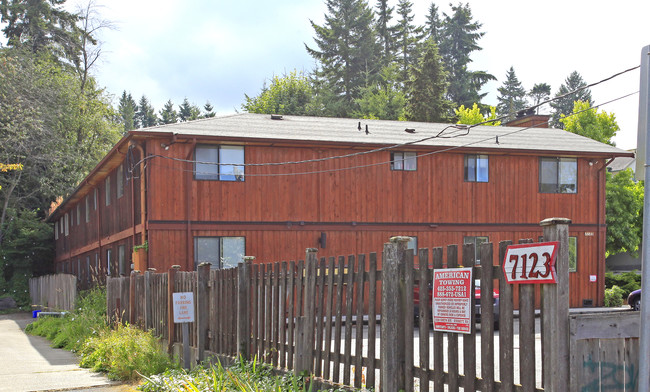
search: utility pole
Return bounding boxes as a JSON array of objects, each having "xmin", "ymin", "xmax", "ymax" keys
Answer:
[{"xmin": 637, "ymin": 44, "xmax": 650, "ymax": 392}]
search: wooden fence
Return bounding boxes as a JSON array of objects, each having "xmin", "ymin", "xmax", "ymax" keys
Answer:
[
  {"xmin": 570, "ymin": 312, "xmax": 640, "ymax": 391},
  {"xmin": 29, "ymin": 274, "xmax": 77, "ymax": 311},
  {"xmin": 107, "ymin": 219, "xmax": 578, "ymax": 391}
]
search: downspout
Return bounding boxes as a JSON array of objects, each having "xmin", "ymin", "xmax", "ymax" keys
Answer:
[
  {"xmin": 186, "ymin": 139, "xmax": 196, "ymax": 271},
  {"xmin": 597, "ymin": 158, "xmax": 614, "ymax": 306}
]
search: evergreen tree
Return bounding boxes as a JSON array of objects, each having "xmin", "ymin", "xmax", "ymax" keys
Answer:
[
  {"xmin": 394, "ymin": 0, "xmax": 421, "ymax": 84},
  {"xmin": 159, "ymin": 100, "xmax": 178, "ymax": 124},
  {"xmin": 179, "ymin": 98, "xmax": 201, "ymax": 122},
  {"xmin": 203, "ymin": 101, "xmax": 216, "ymax": 118},
  {"xmin": 136, "ymin": 95, "xmax": 158, "ymax": 128},
  {"xmin": 243, "ymin": 70, "xmax": 315, "ymax": 115},
  {"xmin": 118, "ymin": 91, "xmax": 138, "ymax": 132},
  {"xmin": 375, "ymin": 0, "xmax": 396, "ymax": 68},
  {"xmin": 529, "ymin": 83, "xmax": 551, "ymax": 114},
  {"xmin": 0, "ymin": 0, "xmax": 81, "ymax": 61},
  {"xmin": 496, "ymin": 67, "xmax": 527, "ymax": 120},
  {"xmin": 354, "ymin": 64, "xmax": 406, "ymax": 120},
  {"xmin": 550, "ymin": 71, "xmax": 593, "ymax": 128},
  {"xmin": 305, "ymin": 0, "xmax": 381, "ymax": 117},
  {"xmin": 438, "ymin": 3, "xmax": 495, "ymax": 108},
  {"xmin": 424, "ymin": 2, "xmax": 443, "ymax": 45},
  {"xmin": 405, "ymin": 39, "xmax": 452, "ymax": 123}
]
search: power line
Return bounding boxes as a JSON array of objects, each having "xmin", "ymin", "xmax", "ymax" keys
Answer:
[{"xmin": 138, "ymin": 90, "xmax": 638, "ymax": 178}]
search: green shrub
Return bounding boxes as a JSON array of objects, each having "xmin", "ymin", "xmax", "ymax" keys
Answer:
[
  {"xmin": 605, "ymin": 285, "xmax": 625, "ymax": 307},
  {"xmin": 605, "ymin": 271, "xmax": 641, "ymax": 298},
  {"xmin": 80, "ymin": 323, "xmax": 175, "ymax": 381}
]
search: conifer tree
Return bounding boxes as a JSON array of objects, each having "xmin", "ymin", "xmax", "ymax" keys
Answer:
[
  {"xmin": 496, "ymin": 66, "xmax": 527, "ymax": 120},
  {"xmin": 179, "ymin": 98, "xmax": 201, "ymax": 122},
  {"xmin": 405, "ymin": 39, "xmax": 452, "ymax": 123},
  {"xmin": 550, "ymin": 71, "xmax": 593, "ymax": 128},
  {"xmin": 203, "ymin": 101, "xmax": 216, "ymax": 118},
  {"xmin": 529, "ymin": 83, "xmax": 551, "ymax": 114},
  {"xmin": 137, "ymin": 95, "xmax": 158, "ymax": 128},
  {"xmin": 159, "ymin": 100, "xmax": 178, "ymax": 124},
  {"xmin": 394, "ymin": 0, "xmax": 421, "ymax": 84},
  {"xmin": 118, "ymin": 91, "xmax": 138, "ymax": 132},
  {"xmin": 438, "ymin": 3, "xmax": 495, "ymax": 108},
  {"xmin": 375, "ymin": 0, "xmax": 396, "ymax": 68},
  {"xmin": 424, "ymin": 2, "xmax": 443, "ymax": 45},
  {"xmin": 306, "ymin": 0, "xmax": 380, "ymax": 117}
]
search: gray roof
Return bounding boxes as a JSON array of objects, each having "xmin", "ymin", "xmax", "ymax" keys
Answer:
[{"xmin": 136, "ymin": 113, "xmax": 631, "ymax": 157}]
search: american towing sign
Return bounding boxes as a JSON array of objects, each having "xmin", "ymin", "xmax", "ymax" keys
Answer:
[
  {"xmin": 502, "ymin": 241, "xmax": 559, "ymax": 284},
  {"xmin": 432, "ymin": 267, "xmax": 473, "ymax": 334}
]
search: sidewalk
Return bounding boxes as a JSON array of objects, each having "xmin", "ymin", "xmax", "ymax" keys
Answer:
[{"xmin": 0, "ymin": 313, "xmax": 134, "ymax": 392}]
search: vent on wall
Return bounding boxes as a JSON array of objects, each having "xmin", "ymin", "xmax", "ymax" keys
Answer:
[
  {"xmin": 271, "ymin": 114, "xmax": 283, "ymax": 120},
  {"xmin": 582, "ymin": 299, "xmax": 593, "ymax": 307}
]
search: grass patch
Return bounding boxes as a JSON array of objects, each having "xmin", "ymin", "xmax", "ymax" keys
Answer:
[{"xmin": 138, "ymin": 358, "xmax": 358, "ymax": 392}]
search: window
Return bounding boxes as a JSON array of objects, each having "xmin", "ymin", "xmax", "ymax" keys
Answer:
[
  {"xmin": 118, "ymin": 245, "xmax": 127, "ymax": 276},
  {"xmin": 64, "ymin": 213, "xmax": 69, "ymax": 236},
  {"xmin": 390, "ymin": 152, "xmax": 417, "ymax": 171},
  {"xmin": 569, "ymin": 236, "xmax": 577, "ymax": 273},
  {"xmin": 464, "ymin": 236, "xmax": 489, "ymax": 265},
  {"xmin": 194, "ymin": 236, "xmax": 245, "ymax": 270},
  {"xmin": 539, "ymin": 157, "xmax": 577, "ymax": 193},
  {"xmin": 117, "ymin": 164, "xmax": 124, "ymax": 198},
  {"xmin": 85, "ymin": 195, "xmax": 90, "ymax": 222},
  {"xmin": 55, "ymin": 222, "xmax": 59, "ymax": 240},
  {"xmin": 464, "ymin": 154, "xmax": 489, "ymax": 182},
  {"xmin": 106, "ymin": 248, "xmax": 112, "ymax": 276},
  {"xmin": 76, "ymin": 204, "xmax": 81, "ymax": 225},
  {"xmin": 93, "ymin": 189, "xmax": 98, "ymax": 210},
  {"xmin": 60, "ymin": 218, "xmax": 64, "ymax": 234},
  {"xmin": 194, "ymin": 145, "xmax": 245, "ymax": 181},
  {"xmin": 105, "ymin": 176, "xmax": 111, "ymax": 206}
]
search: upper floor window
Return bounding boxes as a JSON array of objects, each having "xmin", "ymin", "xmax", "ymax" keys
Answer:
[
  {"xmin": 117, "ymin": 164, "xmax": 124, "ymax": 198},
  {"xmin": 194, "ymin": 145, "xmax": 245, "ymax": 181},
  {"xmin": 464, "ymin": 154, "xmax": 489, "ymax": 182},
  {"xmin": 390, "ymin": 152, "xmax": 417, "ymax": 171},
  {"xmin": 76, "ymin": 204, "xmax": 81, "ymax": 225},
  {"xmin": 194, "ymin": 236, "xmax": 245, "ymax": 270},
  {"xmin": 64, "ymin": 213, "xmax": 69, "ymax": 236},
  {"xmin": 105, "ymin": 176, "xmax": 111, "ymax": 206},
  {"xmin": 85, "ymin": 195, "xmax": 90, "ymax": 222},
  {"xmin": 539, "ymin": 157, "xmax": 577, "ymax": 193},
  {"xmin": 93, "ymin": 189, "xmax": 98, "ymax": 210},
  {"xmin": 55, "ymin": 221, "xmax": 59, "ymax": 240}
]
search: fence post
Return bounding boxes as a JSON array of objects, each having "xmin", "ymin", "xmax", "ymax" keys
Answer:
[
  {"xmin": 237, "ymin": 256, "xmax": 254, "ymax": 360},
  {"xmin": 540, "ymin": 217, "xmax": 571, "ymax": 392},
  {"xmin": 381, "ymin": 236, "xmax": 410, "ymax": 392},
  {"xmin": 295, "ymin": 248, "xmax": 318, "ymax": 377},
  {"xmin": 144, "ymin": 270, "xmax": 152, "ymax": 329},
  {"xmin": 167, "ymin": 265, "xmax": 180, "ymax": 354},
  {"xmin": 197, "ymin": 262, "xmax": 210, "ymax": 363},
  {"xmin": 129, "ymin": 270, "xmax": 138, "ymax": 325}
]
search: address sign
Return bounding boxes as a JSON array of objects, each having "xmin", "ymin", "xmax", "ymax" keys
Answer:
[{"xmin": 502, "ymin": 242, "xmax": 559, "ymax": 284}]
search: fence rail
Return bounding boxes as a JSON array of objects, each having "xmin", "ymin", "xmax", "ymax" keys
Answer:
[
  {"xmin": 29, "ymin": 274, "xmax": 77, "ymax": 311},
  {"xmin": 106, "ymin": 219, "xmax": 592, "ymax": 391}
]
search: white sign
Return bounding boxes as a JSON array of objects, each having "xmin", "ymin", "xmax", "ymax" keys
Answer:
[
  {"xmin": 432, "ymin": 267, "xmax": 473, "ymax": 334},
  {"xmin": 172, "ymin": 292, "xmax": 195, "ymax": 323},
  {"xmin": 502, "ymin": 242, "xmax": 559, "ymax": 284}
]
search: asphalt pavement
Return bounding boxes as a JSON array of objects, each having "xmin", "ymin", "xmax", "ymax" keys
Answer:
[{"xmin": 0, "ymin": 313, "xmax": 135, "ymax": 392}]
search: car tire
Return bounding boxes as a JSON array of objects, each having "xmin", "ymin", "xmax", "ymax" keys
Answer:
[{"xmin": 632, "ymin": 297, "xmax": 641, "ymax": 311}]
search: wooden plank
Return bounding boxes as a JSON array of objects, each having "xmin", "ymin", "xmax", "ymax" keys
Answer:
[
  {"xmin": 431, "ymin": 247, "xmax": 444, "ymax": 392},
  {"xmin": 300, "ymin": 250, "xmax": 318, "ymax": 374},
  {"xmin": 418, "ymin": 248, "xmax": 431, "ymax": 390},
  {"xmin": 323, "ymin": 256, "xmax": 335, "ymax": 381},
  {"xmin": 343, "ymin": 255, "xmax": 355, "ymax": 386},
  {"xmin": 576, "ymin": 339, "xmax": 600, "ymax": 391},
  {"xmin": 237, "ymin": 261, "xmax": 250, "ymax": 359},
  {"xmin": 519, "ymin": 284, "xmax": 536, "ymax": 392},
  {"xmin": 479, "ymin": 242, "xmax": 495, "ymax": 392},
  {"xmin": 197, "ymin": 263, "xmax": 210, "ymax": 362},
  {"xmin": 265, "ymin": 263, "xmax": 272, "ymax": 363},
  {"xmin": 279, "ymin": 261, "xmax": 288, "ymax": 369},
  {"xmin": 461, "ymin": 243, "xmax": 476, "ymax": 392},
  {"xmin": 333, "ymin": 256, "xmax": 345, "ymax": 384},
  {"xmin": 314, "ymin": 258, "xmax": 326, "ymax": 377},
  {"xmin": 404, "ymin": 249, "xmax": 414, "ymax": 392},
  {"xmin": 354, "ymin": 254, "xmax": 366, "ymax": 388},
  {"xmin": 272, "ymin": 262, "xmax": 280, "ymax": 365},
  {"xmin": 287, "ymin": 261, "xmax": 296, "ymax": 370},
  {"xmin": 257, "ymin": 264, "xmax": 264, "ymax": 361},
  {"xmin": 498, "ymin": 240, "xmax": 514, "ymax": 391},
  {"xmin": 600, "ymin": 338, "xmax": 625, "ymax": 392},
  {"xmin": 446, "ymin": 245, "xmax": 459, "ymax": 392},
  {"xmin": 366, "ymin": 252, "xmax": 377, "ymax": 390},
  {"xmin": 625, "ymin": 338, "xmax": 639, "ymax": 391}
]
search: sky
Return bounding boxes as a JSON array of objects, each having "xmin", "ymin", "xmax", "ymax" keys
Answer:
[{"xmin": 57, "ymin": 1, "xmax": 650, "ymax": 150}]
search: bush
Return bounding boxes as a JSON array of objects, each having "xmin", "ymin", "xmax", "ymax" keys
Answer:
[
  {"xmin": 605, "ymin": 285, "xmax": 625, "ymax": 307},
  {"xmin": 605, "ymin": 271, "xmax": 641, "ymax": 298},
  {"xmin": 80, "ymin": 323, "xmax": 175, "ymax": 381}
]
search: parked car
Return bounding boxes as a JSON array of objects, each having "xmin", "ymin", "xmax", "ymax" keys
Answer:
[
  {"xmin": 414, "ymin": 279, "xmax": 500, "ymax": 330},
  {"xmin": 628, "ymin": 289, "xmax": 641, "ymax": 311}
]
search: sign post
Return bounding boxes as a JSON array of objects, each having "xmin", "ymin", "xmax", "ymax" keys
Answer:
[
  {"xmin": 432, "ymin": 267, "xmax": 473, "ymax": 334},
  {"xmin": 173, "ymin": 292, "xmax": 195, "ymax": 369}
]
